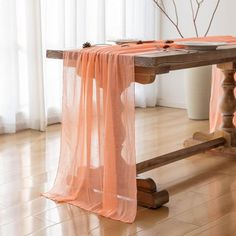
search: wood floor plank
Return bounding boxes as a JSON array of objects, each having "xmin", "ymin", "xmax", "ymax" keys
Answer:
[
  {"xmin": 191, "ymin": 174, "xmax": 236, "ymax": 200},
  {"xmin": 133, "ymin": 218, "xmax": 198, "ymax": 236},
  {"xmin": 0, "ymin": 216, "xmax": 55, "ymax": 236},
  {"xmin": 173, "ymin": 189, "xmax": 236, "ymax": 226},
  {"xmin": 35, "ymin": 205, "xmax": 88, "ymax": 224},
  {"xmin": 32, "ymin": 214, "xmax": 101, "ymax": 236},
  {"xmin": 0, "ymin": 197, "xmax": 58, "ymax": 226},
  {"xmin": 184, "ymin": 211, "xmax": 236, "ymax": 236},
  {"xmin": 1, "ymin": 107, "xmax": 236, "ymax": 235}
]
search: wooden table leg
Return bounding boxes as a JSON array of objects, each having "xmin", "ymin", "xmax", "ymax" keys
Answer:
[
  {"xmin": 137, "ymin": 177, "xmax": 169, "ymax": 208},
  {"xmin": 184, "ymin": 63, "xmax": 236, "ymax": 149},
  {"xmin": 217, "ymin": 63, "xmax": 236, "ymax": 146}
]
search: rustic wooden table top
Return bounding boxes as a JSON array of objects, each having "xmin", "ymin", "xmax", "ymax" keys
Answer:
[
  {"xmin": 46, "ymin": 46, "xmax": 236, "ymax": 83},
  {"xmin": 47, "ymin": 46, "xmax": 236, "ymax": 70}
]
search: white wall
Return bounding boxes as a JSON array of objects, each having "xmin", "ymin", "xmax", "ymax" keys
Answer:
[{"xmin": 157, "ymin": 0, "xmax": 236, "ymax": 109}]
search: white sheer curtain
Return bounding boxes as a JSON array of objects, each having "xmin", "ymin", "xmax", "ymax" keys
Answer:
[
  {"xmin": 0, "ymin": 0, "xmax": 45, "ymax": 133},
  {"xmin": 0, "ymin": 0, "xmax": 160, "ymax": 134},
  {"xmin": 42, "ymin": 0, "xmax": 160, "ymax": 122}
]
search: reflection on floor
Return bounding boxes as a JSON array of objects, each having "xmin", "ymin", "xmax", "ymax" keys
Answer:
[{"xmin": 0, "ymin": 107, "xmax": 236, "ymax": 235}]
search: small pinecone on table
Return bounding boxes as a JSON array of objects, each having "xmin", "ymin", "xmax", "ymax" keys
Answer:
[
  {"xmin": 164, "ymin": 40, "xmax": 174, "ymax": 44},
  {"xmin": 82, "ymin": 42, "xmax": 92, "ymax": 48},
  {"xmin": 137, "ymin": 40, "xmax": 143, "ymax": 44}
]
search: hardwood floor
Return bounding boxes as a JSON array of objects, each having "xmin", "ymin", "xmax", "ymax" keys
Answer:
[{"xmin": 1, "ymin": 107, "xmax": 236, "ymax": 235}]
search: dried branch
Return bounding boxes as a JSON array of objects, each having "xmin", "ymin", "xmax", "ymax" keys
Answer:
[
  {"xmin": 159, "ymin": 0, "xmax": 166, "ymax": 11},
  {"xmin": 198, "ymin": 0, "xmax": 204, "ymax": 4},
  {"xmin": 152, "ymin": 0, "xmax": 184, "ymax": 38},
  {"xmin": 152, "ymin": 0, "xmax": 221, "ymax": 38},
  {"xmin": 204, "ymin": 0, "xmax": 221, "ymax": 36},
  {"xmin": 194, "ymin": 2, "xmax": 200, "ymax": 21},
  {"xmin": 190, "ymin": 0, "xmax": 199, "ymax": 37},
  {"xmin": 172, "ymin": 0, "xmax": 179, "ymax": 26}
]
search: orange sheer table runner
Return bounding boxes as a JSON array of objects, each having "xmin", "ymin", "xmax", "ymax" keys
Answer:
[{"xmin": 43, "ymin": 36, "xmax": 236, "ymax": 223}]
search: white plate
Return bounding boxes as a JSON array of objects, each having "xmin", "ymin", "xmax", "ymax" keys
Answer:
[
  {"xmin": 107, "ymin": 39, "xmax": 155, "ymax": 45},
  {"xmin": 175, "ymin": 41, "xmax": 226, "ymax": 50},
  {"xmin": 107, "ymin": 39, "xmax": 140, "ymax": 45}
]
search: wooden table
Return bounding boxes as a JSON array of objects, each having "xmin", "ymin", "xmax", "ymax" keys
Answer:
[{"xmin": 47, "ymin": 45, "xmax": 236, "ymax": 209}]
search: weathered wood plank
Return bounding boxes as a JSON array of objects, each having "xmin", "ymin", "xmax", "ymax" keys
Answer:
[
  {"xmin": 46, "ymin": 50, "xmax": 158, "ymax": 84},
  {"xmin": 136, "ymin": 137, "xmax": 226, "ymax": 174},
  {"xmin": 137, "ymin": 177, "xmax": 157, "ymax": 192},
  {"xmin": 137, "ymin": 189, "xmax": 169, "ymax": 209},
  {"xmin": 136, "ymin": 177, "xmax": 169, "ymax": 208},
  {"xmin": 47, "ymin": 50, "xmax": 64, "ymax": 59},
  {"xmin": 47, "ymin": 47, "xmax": 236, "ymax": 75}
]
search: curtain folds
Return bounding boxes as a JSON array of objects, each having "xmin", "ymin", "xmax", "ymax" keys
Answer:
[
  {"xmin": 0, "ymin": 0, "xmax": 45, "ymax": 133},
  {"xmin": 42, "ymin": 0, "xmax": 160, "ymax": 128},
  {"xmin": 0, "ymin": 0, "xmax": 159, "ymax": 134}
]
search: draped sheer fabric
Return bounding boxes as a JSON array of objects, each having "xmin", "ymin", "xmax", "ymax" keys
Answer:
[
  {"xmin": 43, "ymin": 43, "xmax": 165, "ymax": 223},
  {"xmin": 43, "ymin": 36, "xmax": 236, "ymax": 222},
  {"xmin": 43, "ymin": 48, "xmax": 136, "ymax": 222}
]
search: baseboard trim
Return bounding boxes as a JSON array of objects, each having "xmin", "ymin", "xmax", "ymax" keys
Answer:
[{"xmin": 157, "ymin": 99, "xmax": 186, "ymax": 109}]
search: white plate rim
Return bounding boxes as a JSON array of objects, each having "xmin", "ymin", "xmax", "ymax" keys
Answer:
[
  {"xmin": 175, "ymin": 41, "xmax": 226, "ymax": 46},
  {"xmin": 175, "ymin": 41, "xmax": 227, "ymax": 50}
]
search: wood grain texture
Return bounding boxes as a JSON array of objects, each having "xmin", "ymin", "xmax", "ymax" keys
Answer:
[
  {"xmin": 137, "ymin": 189, "xmax": 169, "ymax": 209},
  {"xmin": 46, "ymin": 50, "xmax": 157, "ymax": 84},
  {"xmin": 46, "ymin": 48, "xmax": 236, "ymax": 83},
  {"xmin": 3, "ymin": 108, "xmax": 236, "ymax": 235},
  {"xmin": 137, "ymin": 177, "xmax": 157, "ymax": 192},
  {"xmin": 136, "ymin": 137, "xmax": 226, "ymax": 174},
  {"xmin": 47, "ymin": 47, "xmax": 236, "ymax": 74},
  {"xmin": 46, "ymin": 50, "xmax": 64, "ymax": 59},
  {"xmin": 134, "ymin": 47, "xmax": 236, "ymax": 69},
  {"xmin": 137, "ymin": 177, "xmax": 169, "ymax": 208}
]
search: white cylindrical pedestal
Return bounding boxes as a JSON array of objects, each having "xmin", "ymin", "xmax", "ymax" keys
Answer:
[{"xmin": 185, "ymin": 66, "xmax": 212, "ymax": 120}]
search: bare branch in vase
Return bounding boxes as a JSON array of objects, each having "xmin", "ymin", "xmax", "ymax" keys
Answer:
[
  {"xmin": 204, "ymin": 0, "xmax": 221, "ymax": 36},
  {"xmin": 152, "ymin": 0, "xmax": 184, "ymax": 38},
  {"xmin": 172, "ymin": 0, "xmax": 179, "ymax": 26},
  {"xmin": 190, "ymin": 0, "xmax": 199, "ymax": 37},
  {"xmin": 152, "ymin": 0, "xmax": 221, "ymax": 38}
]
